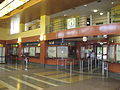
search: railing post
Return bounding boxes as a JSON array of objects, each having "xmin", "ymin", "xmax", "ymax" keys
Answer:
[
  {"xmin": 102, "ymin": 61, "xmax": 105, "ymax": 76},
  {"xmin": 106, "ymin": 62, "xmax": 109, "ymax": 78},
  {"xmin": 70, "ymin": 61, "xmax": 73, "ymax": 76},
  {"xmin": 90, "ymin": 58, "xmax": 93, "ymax": 72},
  {"xmin": 88, "ymin": 59, "xmax": 90, "ymax": 71},
  {"xmin": 57, "ymin": 59, "xmax": 59, "ymax": 71}
]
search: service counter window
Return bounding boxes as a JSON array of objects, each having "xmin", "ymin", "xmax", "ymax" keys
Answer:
[
  {"xmin": 116, "ymin": 45, "xmax": 120, "ymax": 63},
  {"xmin": 36, "ymin": 47, "xmax": 40, "ymax": 57},
  {"xmin": 47, "ymin": 40, "xmax": 76, "ymax": 59},
  {"xmin": 12, "ymin": 47, "xmax": 18, "ymax": 55},
  {"xmin": 22, "ymin": 42, "xmax": 40, "ymax": 58},
  {"xmin": 29, "ymin": 47, "xmax": 35, "ymax": 56},
  {"xmin": 57, "ymin": 46, "xmax": 68, "ymax": 58},
  {"xmin": 80, "ymin": 47, "xmax": 85, "ymax": 59},
  {"xmin": 48, "ymin": 47, "xmax": 56, "ymax": 58},
  {"xmin": 108, "ymin": 45, "xmax": 115, "ymax": 62},
  {"xmin": 7, "ymin": 44, "xmax": 18, "ymax": 56}
]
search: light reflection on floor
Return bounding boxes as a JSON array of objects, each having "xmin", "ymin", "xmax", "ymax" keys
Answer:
[{"xmin": 0, "ymin": 64, "xmax": 119, "ymax": 90}]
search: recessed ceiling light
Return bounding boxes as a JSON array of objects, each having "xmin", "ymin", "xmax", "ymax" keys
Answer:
[
  {"xmin": 84, "ymin": 5, "xmax": 87, "ymax": 7},
  {"xmin": 87, "ymin": 22, "xmax": 90, "ymax": 24},
  {"xmin": 64, "ymin": 14, "xmax": 67, "ymax": 16},
  {"xmin": 112, "ymin": 2, "xmax": 114, "ymax": 4},
  {"xmin": 100, "ymin": 12, "xmax": 104, "ymax": 15},
  {"xmin": 93, "ymin": 9, "xmax": 98, "ymax": 12}
]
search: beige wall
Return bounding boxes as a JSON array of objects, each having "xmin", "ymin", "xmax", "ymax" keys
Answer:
[
  {"xmin": 0, "ymin": 27, "xmax": 9, "ymax": 40},
  {"xmin": 0, "ymin": 15, "xmax": 50, "ymax": 40},
  {"xmin": 6, "ymin": 28, "xmax": 42, "ymax": 40}
]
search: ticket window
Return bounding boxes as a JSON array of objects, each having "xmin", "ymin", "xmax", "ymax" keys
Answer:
[
  {"xmin": 0, "ymin": 47, "xmax": 5, "ymax": 63},
  {"xmin": 96, "ymin": 45, "xmax": 107, "ymax": 60}
]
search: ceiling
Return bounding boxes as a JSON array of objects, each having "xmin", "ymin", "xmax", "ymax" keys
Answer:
[
  {"xmin": 3, "ymin": 0, "xmax": 97, "ymax": 23},
  {"xmin": 0, "ymin": 0, "xmax": 4, "ymax": 4},
  {"xmin": 0, "ymin": 0, "xmax": 119, "ymax": 27},
  {"xmin": 50, "ymin": 0, "xmax": 115, "ymax": 18}
]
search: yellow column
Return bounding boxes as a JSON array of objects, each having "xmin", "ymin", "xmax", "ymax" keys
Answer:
[
  {"xmin": 40, "ymin": 15, "xmax": 50, "ymax": 34},
  {"xmin": 20, "ymin": 23, "xmax": 25, "ymax": 33}
]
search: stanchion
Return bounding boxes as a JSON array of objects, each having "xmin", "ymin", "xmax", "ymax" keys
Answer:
[
  {"xmin": 81, "ymin": 60, "xmax": 83, "ymax": 72},
  {"xmin": 79, "ymin": 60, "xmax": 81, "ymax": 72},
  {"xmin": 106, "ymin": 62, "xmax": 109, "ymax": 78},
  {"xmin": 102, "ymin": 61, "xmax": 105, "ymax": 76},
  {"xmin": 15, "ymin": 56, "xmax": 18, "ymax": 69},
  {"xmin": 95, "ymin": 58, "xmax": 97, "ymax": 68},
  {"xmin": 25, "ymin": 57, "xmax": 29, "ymax": 71},
  {"xmin": 65, "ymin": 59, "xmax": 67, "ymax": 70},
  {"xmin": 70, "ymin": 61, "xmax": 73, "ymax": 76},
  {"xmin": 57, "ymin": 59, "xmax": 59, "ymax": 71},
  {"xmin": 90, "ymin": 58, "xmax": 93, "ymax": 72},
  {"xmin": 98, "ymin": 59, "xmax": 100, "ymax": 69},
  {"xmin": 88, "ymin": 59, "xmax": 90, "ymax": 71}
]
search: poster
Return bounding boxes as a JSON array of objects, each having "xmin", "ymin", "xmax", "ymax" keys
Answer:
[
  {"xmin": 109, "ymin": 45, "xmax": 114, "ymax": 62},
  {"xmin": 81, "ymin": 47, "xmax": 85, "ymax": 58},
  {"xmin": 48, "ymin": 47, "xmax": 56, "ymax": 58},
  {"xmin": 29, "ymin": 47, "xmax": 35, "ymax": 56},
  {"xmin": 103, "ymin": 46, "xmax": 107, "ymax": 54},
  {"xmin": 36, "ymin": 47, "xmax": 40, "ymax": 53},
  {"xmin": 24, "ymin": 47, "xmax": 29, "ymax": 53},
  {"xmin": 13, "ymin": 48, "xmax": 17, "ymax": 55},
  {"xmin": 116, "ymin": 45, "xmax": 120, "ymax": 61},
  {"xmin": 57, "ymin": 46, "xmax": 68, "ymax": 58}
]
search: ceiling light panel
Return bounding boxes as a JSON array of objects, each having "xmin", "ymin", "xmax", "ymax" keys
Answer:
[
  {"xmin": 93, "ymin": 9, "xmax": 98, "ymax": 12},
  {"xmin": 0, "ymin": 0, "xmax": 30, "ymax": 17}
]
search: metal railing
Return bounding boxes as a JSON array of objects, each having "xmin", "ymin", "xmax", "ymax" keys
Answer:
[{"xmin": 55, "ymin": 58, "xmax": 109, "ymax": 77}]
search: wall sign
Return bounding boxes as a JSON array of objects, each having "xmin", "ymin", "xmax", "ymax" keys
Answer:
[{"xmin": 67, "ymin": 18, "xmax": 76, "ymax": 29}]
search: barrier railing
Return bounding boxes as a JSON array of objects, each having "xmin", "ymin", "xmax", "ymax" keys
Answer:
[{"xmin": 55, "ymin": 58, "xmax": 109, "ymax": 77}]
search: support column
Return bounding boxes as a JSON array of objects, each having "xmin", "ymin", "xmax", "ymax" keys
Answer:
[
  {"xmin": 40, "ymin": 15, "xmax": 50, "ymax": 34},
  {"xmin": 40, "ymin": 41, "xmax": 46, "ymax": 65},
  {"xmin": 39, "ymin": 15, "xmax": 50, "ymax": 65},
  {"xmin": 20, "ymin": 23, "xmax": 25, "ymax": 32}
]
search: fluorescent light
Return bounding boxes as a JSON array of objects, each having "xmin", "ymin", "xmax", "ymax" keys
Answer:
[
  {"xmin": 111, "ymin": 2, "xmax": 114, "ymax": 4},
  {"xmin": 83, "ymin": 37, "xmax": 87, "ymax": 42},
  {"xmin": 93, "ymin": 9, "xmax": 98, "ymax": 12},
  {"xmin": 100, "ymin": 12, "xmax": 104, "ymax": 15},
  {"xmin": 84, "ymin": 5, "xmax": 87, "ymax": 7},
  {"xmin": 0, "ymin": 0, "xmax": 30, "ymax": 17},
  {"xmin": 64, "ymin": 14, "xmax": 67, "ymax": 16}
]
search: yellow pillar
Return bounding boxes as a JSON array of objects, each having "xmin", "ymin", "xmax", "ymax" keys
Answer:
[
  {"xmin": 40, "ymin": 15, "xmax": 50, "ymax": 34},
  {"xmin": 20, "ymin": 23, "xmax": 25, "ymax": 33}
]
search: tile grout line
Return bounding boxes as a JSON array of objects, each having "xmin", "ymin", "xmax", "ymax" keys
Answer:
[
  {"xmin": 0, "ymin": 80, "xmax": 16, "ymax": 90},
  {"xmin": 0, "ymin": 67, "xmax": 11, "ymax": 72},
  {"xmin": 9, "ymin": 76, "xmax": 43, "ymax": 90},
  {"xmin": 23, "ymin": 74, "xmax": 58, "ymax": 86},
  {"xmin": 34, "ymin": 73, "xmax": 71, "ymax": 83}
]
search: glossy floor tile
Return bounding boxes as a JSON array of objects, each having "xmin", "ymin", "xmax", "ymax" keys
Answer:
[{"xmin": 0, "ymin": 64, "xmax": 120, "ymax": 90}]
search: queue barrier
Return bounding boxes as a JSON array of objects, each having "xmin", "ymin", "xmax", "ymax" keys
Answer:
[{"xmin": 55, "ymin": 58, "xmax": 109, "ymax": 77}]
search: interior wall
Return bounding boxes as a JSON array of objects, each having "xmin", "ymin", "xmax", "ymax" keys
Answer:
[
  {"xmin": 0, "ymin": 27, "xmax": 9, "ymax": 40},
  {"xmin": 6, "ymin": 28, "xmax": 42, "ymax": 40}
]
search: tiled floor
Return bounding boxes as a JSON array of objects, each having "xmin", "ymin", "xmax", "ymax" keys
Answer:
[{"xmin": 0, "ymin": 64, "xmax": 119, "ymax": 90}]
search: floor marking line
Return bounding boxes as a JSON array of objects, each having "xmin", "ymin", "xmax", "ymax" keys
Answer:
[
  {"xmin": 23, "ymin": 75, "xmax": 58, "ymax": 86},
  {"xmin": 0, "ymin": 80, "xmax": 16, "ymax": 90},
  {"xmin": 7, "ymin": 66, "xmax": 21, "ymax": 70},
  {"xmin": 34, "ymin": 73, "xmax": 71, "ymax": 83},
  {"xmin": 0, "ymin": 67, "xmax": 11, "ymax": 71},
  {"xmin": 9, "ymin": 76, "xmax": 43, "ymax": 90}
]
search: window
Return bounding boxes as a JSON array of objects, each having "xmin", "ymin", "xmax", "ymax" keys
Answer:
[{"xmin": 10, "ymin": 15, "xmax": 20, "ymax": 34}]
